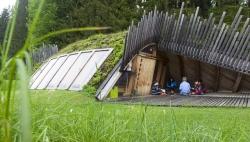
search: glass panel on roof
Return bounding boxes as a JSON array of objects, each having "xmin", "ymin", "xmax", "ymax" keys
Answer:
[
  {"xmin": 36, "ymin": 55, "xmax": 68, "ymax": 89},
  {"xmin": 46, "ymin": 53, "xmax": 79, "ymax": 89},
  {"xmin": 57, "ymin": 52, "xmax": 93, "ymax": 90},
  {"xmin": 69, "ymin": 50, "xmax": 111, "ymax": 91},
  {"xmin": 30, "ymin": 48, "xmax": 113, "ymax": 91},
  {"xmin": 30, "ymin": 61, "xmax": 49, "ymax": 85},
  {"xmin": 30, "ymin": 58, "xmax": 57, "ymax": 89}
]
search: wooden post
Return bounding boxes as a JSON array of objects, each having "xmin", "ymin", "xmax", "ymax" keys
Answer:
[
  {"xmin": 214, "ymin": 67, "xmax": 221, "ymax": 91},
  {"xmin": 178, "ymin": 55, "xmax": 185, "ymax": 77},
  {"xmin": 232, "ymin": 73, "xmax": 242, "ymax": 92},
  {"xmin": 160, "ymin": 64, "xmax": 167, "ymax": 87},
  {"xmin": 156, "ymin": 61, "xmax": 163, "ymax": 83},
  {"xmin": 197, "ymin": 61, "xmax": 201, "ymax": 81}
]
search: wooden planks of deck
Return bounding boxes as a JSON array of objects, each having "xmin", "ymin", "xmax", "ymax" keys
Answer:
[{"xmin": 115, "ymin": 93, "xmax": 250, "ymax": 107}]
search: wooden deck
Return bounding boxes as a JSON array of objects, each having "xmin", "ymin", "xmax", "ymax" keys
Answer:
[{"xmin": 112, "ymin": 93, "xmax": 250, "ymax": 107}]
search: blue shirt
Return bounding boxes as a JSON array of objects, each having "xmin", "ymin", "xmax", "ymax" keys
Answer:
[
  {"xmin": 179, "ymin": 81, "xmax": 191, "ymax": 94},
  {"xmin": 167, "ymin": 81, "xmax": 177, "ymax": 89}
]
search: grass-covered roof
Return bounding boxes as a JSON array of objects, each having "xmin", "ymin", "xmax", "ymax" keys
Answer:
[{"xmin": 54, "ymin": 31, "xmax": 126, "ymax": 94}]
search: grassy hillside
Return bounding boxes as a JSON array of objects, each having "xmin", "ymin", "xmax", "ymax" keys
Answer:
[
  {"xmin": 58, "ymin": 32, "xmax": 125, "ymax": 54},
  {"xmin": 23, "ymin": 90, "xmax": 250, "ymax": 141},
  {"xmin": 38, "ymin": 32, "xmax": 126, "ymax": 94}
]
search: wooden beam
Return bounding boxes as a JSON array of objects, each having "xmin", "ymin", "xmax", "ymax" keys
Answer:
[
  {"xmin": 160, "ymin": 65, "xmax": 167, "ymax": 87},
  {"xmin": 197, "ymin": 61, "xmax": 201, "ymax": 81},
  {"xmin": 139, "ymin": 51, "xmax": 156, "ymax": 58},
  {"xmin": 178, "ymin": 55, "xmax": 185, "ymax": 77},
  {"xmin": 214, "ymin": 67, "xmax": 221, "ymax": 91},
  {"xmin": 156, "ymin": 61, "xmax": 163, "ymax": 83},
  {"xmin": 152, "ymin": 48, "xmax": 157, "ymax": 56},
  {"xmin": 232, "ymin": 73, "xmax": 243, "ymax": 92},
  {"xmin": 139, "ymin": 52, "xmax": 168, "ymax": 62}
]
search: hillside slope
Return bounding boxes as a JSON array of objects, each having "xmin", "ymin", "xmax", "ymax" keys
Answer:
[{"xmin": 56, "ymin": 31, "xmax": 126, "ymax": 93}]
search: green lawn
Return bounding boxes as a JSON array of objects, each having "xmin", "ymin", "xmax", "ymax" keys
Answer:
[{"xmin": 26, "ymin": 90, "xmax": 250, "ymax": 142}]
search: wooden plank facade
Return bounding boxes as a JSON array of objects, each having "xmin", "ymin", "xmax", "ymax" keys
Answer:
[{"xmin": 121, "ymin": 2, "xmax": 250, "ymax": 93}]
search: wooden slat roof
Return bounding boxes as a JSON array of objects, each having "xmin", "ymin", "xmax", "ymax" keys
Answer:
[{"xmin": 121, "ymin": 2, "xmax": 250, "ymax": 75}]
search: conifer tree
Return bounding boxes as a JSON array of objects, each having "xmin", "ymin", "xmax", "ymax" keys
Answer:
[
  {"xmin": 0, "ymin": 9, "xmax": 10, "ymax": 44},
  {"xmin": 11, "ymin": 0, "xmax": 28, "ymax": 55}
]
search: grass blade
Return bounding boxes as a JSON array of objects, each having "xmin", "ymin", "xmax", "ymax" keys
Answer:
[
  {"xmin": 33, "ymin": 27, "xmax": 111, "ymax": 44},
  {"xmin": 16, "ymin": 59, "xmax": 32, "ymax": 142}
]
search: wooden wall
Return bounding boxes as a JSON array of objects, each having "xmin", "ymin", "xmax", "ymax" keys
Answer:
[{"xmin": 239, "ymin": 75, "xmax": 250, "ymax": 92}]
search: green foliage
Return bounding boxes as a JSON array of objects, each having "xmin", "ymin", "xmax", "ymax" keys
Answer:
[
  {"xmin": 0, "ymin": 0, "xmax": 33, "ymax": 141},
  {"xmin": 210, "ymin": 6, "xmax": 250, "ymax": 25},
  {"xmin": 0, "ymin": 0, "xmax": 109, "ymax": 141},
  {"xmin": 0, "ymin": 9, "xmax": 10, "ymax": 44},
  {"xmin": 11, "ymin": 0, "xmax": 28, "ymax": 56},
  {"xmin": 58, "ymin": 31, "xmax": 126, "ymax": 90},
  {"xmin": 32, "ymin": 62, "xmax": 42, "ymax": 72},
  {"xmin": 28, "ymin": 0, "xmax": 138, "ymax": 48},
  {"xmin": 1, "ymin": 0, "xmax": 248, "ymax": 140},
  {"xmin": 21, "ymin": 90, "xmax": 250, "ymax": 141},
  {"xmin": 16, "ymin": 58, "xmax": 32, "ymax": 142},
  {"xmin": 28, "ymin": 0, "xmax": 57, "ymax": 43},
  {"xmin": 137, "ymin": 0, "xmax": 211, "ymax": 18},
  {"xmin": 82, "ymin": 85, "xmax": 97, "ymax": 96},
  {"xmin": 109, "ymin": 86, "xmax": 118, "ymax": 99},
  {"xmin": 27, "ymin": 0, "xmax": 249, "ymax": 49}
]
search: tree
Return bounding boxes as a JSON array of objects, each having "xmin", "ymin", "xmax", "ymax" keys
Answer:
[
  {"xmin": 11, "ymin": 0, "xmax": 28, "ymax": 55},
  {"xmin": 47, "ymin": 0, "xmax": 139, "ymax": 47},
  {"xmin": 192, "ymin": 0, "xmax": 211, "ymax": 18},
  {"xmin": 28, "ymin": 0, "xmax": 249, "ymax": 48},
  {"xmin": 28, "ymin": 0, "xmax": 57, "ymax": 41},
  {"xmin": 0, "ymin": 9, "xmax": 10, "ymax": 44}
]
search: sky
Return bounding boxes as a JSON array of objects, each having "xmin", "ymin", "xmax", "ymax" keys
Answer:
[{"xmin": 0, "ymin": 0, "xmax": 16, "ymax": 13}]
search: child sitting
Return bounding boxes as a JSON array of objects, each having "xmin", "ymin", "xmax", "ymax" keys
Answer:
[
  {"xmin": 192, "ymin": 80, "xmax": 206, "ymax": 95},
  {"xmin": 166, "ymin": 78, "xmax": 177, "ymax": 94},
  {"xmin": 152, "ymin": 82, "xmax": 166, "ymax": 95}
]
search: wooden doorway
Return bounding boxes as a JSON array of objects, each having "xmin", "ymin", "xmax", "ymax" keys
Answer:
[{"xmin": 125, "ymin": 53, "xmax": 157, "ymax": 96}]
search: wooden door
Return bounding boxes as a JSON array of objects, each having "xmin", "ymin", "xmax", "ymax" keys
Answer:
[{"xmin": 135, "ymin": 55, "xmax": 156, "ymax": 95}]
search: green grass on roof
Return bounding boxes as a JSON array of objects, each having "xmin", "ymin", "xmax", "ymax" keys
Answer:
[
  {"xmin": 58, "ymin": 32, "xmax": 126, "ymax": 54},
  {"xmin": 57, "ymin": 31, "xmax": 126, "ymax": 93}
]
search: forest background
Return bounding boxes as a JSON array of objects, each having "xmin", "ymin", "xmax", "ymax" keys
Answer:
[{"xmin": 0, "ymin": 0, "xmax": 249, "ymax": 54}]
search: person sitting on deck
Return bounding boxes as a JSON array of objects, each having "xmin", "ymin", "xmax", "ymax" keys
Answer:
[
  {"xmin": 179, "ymin": 77, "xmax": 191, "ymax": 96},
  {"xmin": 166, "ymin": 78, "xmax": 177, "ymax": 94},
  {"xmin": 151, "ymin": 82, "xmax": 166, "ymax": 95},
  {"xmin": 192, "ymin": 80, "xmax": 207, "ymax": 95}
]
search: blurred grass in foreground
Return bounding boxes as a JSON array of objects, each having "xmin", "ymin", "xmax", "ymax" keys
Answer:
[{"xmin": 0, "ymin": 0, "xmax": 108, "ymax": 141}]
